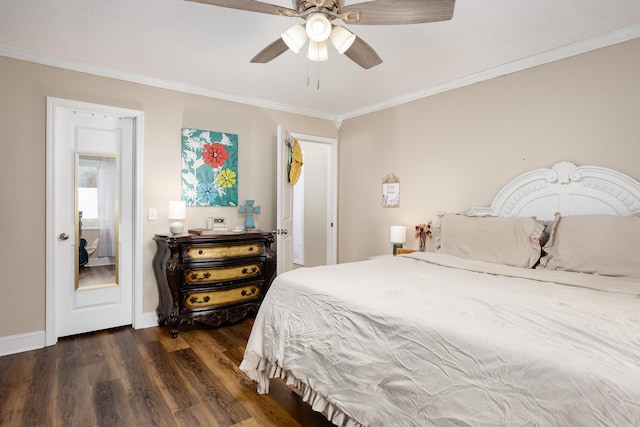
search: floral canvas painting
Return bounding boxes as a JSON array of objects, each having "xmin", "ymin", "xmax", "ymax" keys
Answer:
[{"xmin": 181, "ymin": 128, "xmax": 238, "ymax": 206}]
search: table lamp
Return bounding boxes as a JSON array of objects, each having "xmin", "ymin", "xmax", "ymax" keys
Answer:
[
  {"xmin": 168, "ymin": 201, "xmax": 186, "ymax": 235},
  {"xmin": 390, "ymin": 225, "xmax": 406, "ymax": 256}
]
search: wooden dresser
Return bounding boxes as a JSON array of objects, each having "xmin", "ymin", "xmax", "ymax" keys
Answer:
[{"xmin": 152, "ymin": 231, "xmax": 276, "ymax": 338}]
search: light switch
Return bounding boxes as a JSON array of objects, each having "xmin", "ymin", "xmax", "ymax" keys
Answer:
[{"xmin": 148, "ymin": 207, "xmax": 158, "ymax": 221}]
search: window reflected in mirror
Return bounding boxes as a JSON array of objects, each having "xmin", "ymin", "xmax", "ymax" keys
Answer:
[{"xmin": 76, "ymin": 154, "xmax": 118, "ymax": 290}]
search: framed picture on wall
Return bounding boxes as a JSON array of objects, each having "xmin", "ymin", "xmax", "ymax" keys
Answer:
[
  {"xmin": 382, "ymin": 174, "xmax": 400, "ymax": 207},
  {"xmin": 181, "ymin": 128, "xmax": 238, "ymax": 207}
]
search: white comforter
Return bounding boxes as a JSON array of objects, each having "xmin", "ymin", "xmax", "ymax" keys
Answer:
[{"xmin": 240, "ymin": 253, "xmax": 640, "ymax": 426}]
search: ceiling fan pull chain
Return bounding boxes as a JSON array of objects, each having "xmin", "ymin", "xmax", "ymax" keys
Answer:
[{"xmin": 317, "ymin": 61, "xmax": 320, "ymax": 90}]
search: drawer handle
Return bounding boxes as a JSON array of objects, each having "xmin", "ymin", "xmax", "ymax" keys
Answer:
[
  {"xmin": 189, "ymin": 295, "xmax": 211, "ymax": 304},
  {"xmin": 241, "ymin": 287, "xmax": 257, "ymax": 297},
  {"xmin": 189, "ymin": 272, "xmax": 211, "ymax": 280},
  {"xmin": 198, "ymin": 249, "xmax": 204, "ymax": 255},
  {"xmin": 242, "ymin": 267, "xmax": 258, "ymax": 275}
]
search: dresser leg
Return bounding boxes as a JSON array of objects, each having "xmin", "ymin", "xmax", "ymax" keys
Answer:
[{"xmin": 169, "ymin": 311, "xmax": 180, "ymax": 338}]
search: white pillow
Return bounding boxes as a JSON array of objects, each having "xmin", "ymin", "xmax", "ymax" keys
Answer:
[
  {"xmin": 540, "ymin": 213, "xmax": 640, "ymax": 278},
  {"xmin": 437, "ymin": 214, "xmax": 544, "ymax": 268}
]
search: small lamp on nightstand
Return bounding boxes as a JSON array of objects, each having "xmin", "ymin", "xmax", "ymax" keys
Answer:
[
  {"xmin": 168, "ymin": 201, "xmax": 186, "ymax": 235},
  {"xmin": 390, "ymin": 225, "xmax": 406, "ymax": 256}
]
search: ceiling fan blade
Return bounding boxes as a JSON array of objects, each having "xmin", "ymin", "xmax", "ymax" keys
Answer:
[
  {"xmin": 251, "ymin": 38, "xmax": 289, "ymax": 63},
  {"xmin": 344, "ymin": 36, "xmax": 382, "ymax": 70},
  {"xmin": 343, "ymin": 0, "xmax": 455, "ymax": 25},
  {"xmin": 185, "ymin": 0, "xmax": 296, "ymax": 16}
]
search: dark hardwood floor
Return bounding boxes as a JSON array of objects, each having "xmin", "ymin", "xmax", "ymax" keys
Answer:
[{"xmin": 0, "ymin": 319, "xmax": 336, "ymax": 427}]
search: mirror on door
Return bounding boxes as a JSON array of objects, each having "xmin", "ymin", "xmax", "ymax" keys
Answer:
[{"xmin": 76, "ymin": 154, "xmax": 118, "ymax": 290}]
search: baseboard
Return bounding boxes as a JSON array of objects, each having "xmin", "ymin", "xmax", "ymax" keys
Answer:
[
  {"xmin": 140, "ymin": 311, "xmax": 160, "ymax": 329},
  {"xmin": 0, "ymin": 330, "xmax": 46, "ymax": 357},
  {"xmin": 0, "ymin": 312, "xmax": 159, "ymax": 356}
]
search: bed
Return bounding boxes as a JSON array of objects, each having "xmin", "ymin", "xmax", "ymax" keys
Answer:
[{"xmin": 239, "ymin": 161, "xmax": 640, "ymax": 426}]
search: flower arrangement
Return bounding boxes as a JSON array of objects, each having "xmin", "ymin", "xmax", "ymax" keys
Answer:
[{"xmin": 415, "ymin": 220, "xmax": 433, "ymax": 252}]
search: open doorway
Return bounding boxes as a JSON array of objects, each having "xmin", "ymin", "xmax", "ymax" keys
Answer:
[{"xmin": 292, "ymin": 137, "xmax": 336, "ymax": 268}]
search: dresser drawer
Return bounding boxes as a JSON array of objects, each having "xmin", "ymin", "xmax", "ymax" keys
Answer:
[
  {"xmin": 183, "ymin": 284, "xmax": 261, "ymax": 309},
  {"xmin": 184, "ymin": 263, "xmax": 262, "ymax": 284},
  {"xmin": 184, "ymin": 243, "xmax": 261, "ymax": 261}
]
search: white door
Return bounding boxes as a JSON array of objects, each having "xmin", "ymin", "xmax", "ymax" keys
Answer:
[
  {"xmin": 48, "ymin": 100, "xmax": 134, "ymax": 338},
  {"xmin": 276, "ymin": 125, "xmax": 294, "ymax": 275}
]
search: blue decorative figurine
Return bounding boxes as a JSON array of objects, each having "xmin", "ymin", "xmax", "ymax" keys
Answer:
[{"xmin": 240, "ymin": 200, "xmax": 260, "ymax": 229}]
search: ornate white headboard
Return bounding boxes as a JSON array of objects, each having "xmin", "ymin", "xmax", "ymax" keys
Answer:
[{"xmin": 468, "ymin": 161, "xmax": 640, "ymax": 220}]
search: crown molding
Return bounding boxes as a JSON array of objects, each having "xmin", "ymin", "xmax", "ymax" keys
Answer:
[
  {"xmin": 0, "ymin": 44, "xmax": 337, "ymax": 122},
  {"xmin": 2, "ymin": 22, "xmax": 639, "ymax": 125},
  {"xmin": 336, "ymin": 23, "xmax": 640, "ymax": 122}
]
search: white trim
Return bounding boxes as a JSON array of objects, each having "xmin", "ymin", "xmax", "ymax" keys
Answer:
[
  {"xmin": 2, "ymin": 24, "xmax": 639, "ymax": 123},
  {"xmin": 141, "ymin": 311, "xmax": 160, "ymax": 329},
  {"xmin": 45, "ymin": 97, "xmax": 145, "ymax": 347},
  {"xmin": 0, "ymin": 330, "xmax": 45, "ymax": 357}
]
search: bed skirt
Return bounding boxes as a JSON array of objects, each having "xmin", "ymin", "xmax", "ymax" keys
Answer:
[{"xmin": 241, "ymin": 350, "xmax": 364, "ymax": 427}]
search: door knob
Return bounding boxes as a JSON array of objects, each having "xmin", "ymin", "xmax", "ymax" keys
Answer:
[{"xmin": 59, "ymin": 233, "xmax": 70, "ymax": 240}]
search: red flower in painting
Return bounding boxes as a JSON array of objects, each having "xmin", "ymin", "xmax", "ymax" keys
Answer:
[{"xmin": 202, "ymin": 143, "xmax": 229, "ymax": 168}]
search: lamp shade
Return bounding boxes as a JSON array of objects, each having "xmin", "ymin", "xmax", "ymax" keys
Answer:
[
  {"xmin": 281, "ymin": 24, "xmax": 307, "ymax": 53},
  {"xmin": 307, "ymin": 40, "xmax": 329, "ymax": 61},
  {"xmin": 168, "ymin": 201, "xmax": 186, "ymax": 220},
  {"xmin": 390, "ymin": 226, "xmax": 406, "ymax": 244},
  {"xmin": 330, "ymin": 25, "xmax": 356, "ymax": 54},
  {"xmin": 305, "ymin": 13, "xmax": 332, "ymax": 42}
]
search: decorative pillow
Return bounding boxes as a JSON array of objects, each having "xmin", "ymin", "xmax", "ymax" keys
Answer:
[
  {"xmin": 437, "ymin": 214, "xmax": 544, "ymax": 268},
  {"xmin": 539, "ymin": 213, "xmax": 640, "ymax": 278}
]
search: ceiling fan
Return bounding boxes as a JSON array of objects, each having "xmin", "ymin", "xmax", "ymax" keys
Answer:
[{"xmin": 186, "ymin": 0, "xmax": 456, "ymax": 69}]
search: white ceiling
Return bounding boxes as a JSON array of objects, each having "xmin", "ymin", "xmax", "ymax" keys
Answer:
[{"xmin": 1, "ymin": 0, "xmax": 640, "ymax": 122}]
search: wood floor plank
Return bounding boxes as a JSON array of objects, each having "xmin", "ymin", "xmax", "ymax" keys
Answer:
[
  {"xmin": 172, "ymin": 347, "xmax": 251, "ymax": 427},
  {"xmin": 21, "ymin": 346, "xmax": 57, "ymax": 426},
  {"xmin": 0, "ymin": 352, "xmax": 32, "ymax": 426},
  {"xmin": 109, "ymin": 328, "xmax": 176, "ymax": 427},
  {"xmin": 173, "ymin": 401, "xmax": 222, "ymax": 427},
  {"xmin": 183, "ymin": 329, "xmax": 307, "ymax": 427},
  {"xmin": 93, "ymin": 379, "xmax": 128, "ymax": 427},
  {"xmin": 141, "ymin": 339, "xmax": 201, "ymax": 411}
]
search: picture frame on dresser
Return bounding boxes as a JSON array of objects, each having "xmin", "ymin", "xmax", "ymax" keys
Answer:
[{"xmin": 152, "ymin": 230, "xmax": 276, "ymax": 337}]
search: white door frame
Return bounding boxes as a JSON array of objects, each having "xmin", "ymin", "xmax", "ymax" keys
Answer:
[
  {"xmin": 276, "ymin": 126, "xmax": 338, "ymax": 274},
  {"xmin": 45, "ymin": 97, "xmax": 145, "ymax": 346},
  {"xmin": 290, "ymin": 132, "xmax": 338, "ymax": 266}
]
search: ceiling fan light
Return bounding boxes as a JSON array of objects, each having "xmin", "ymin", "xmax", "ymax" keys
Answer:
[
  {"xmin": 305, "ymin": 13, "xmax": 332, "ymax": 42},
  {"xmin": 330, "ymin": 25, "xmax": 356, "ymax": 54},
  {"xmin": 281, "ymin": 24, "xmax": 307, "ymax": 53},
  {"xmin": 307, "ymin": 40, "xmax": 329, "ymax": 61}
]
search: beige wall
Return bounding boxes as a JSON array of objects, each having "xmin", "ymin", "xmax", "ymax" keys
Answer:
[
  {"xmin": 0, "ymin": 55, "xmax": 337, "ymax": 339},
  {"xmin": 338, "ymin": 38, "xmax": 640, "ymax": 262},
  {"xmin": 2, "ymin": 36, "xmax": 639, "ymax": 342}
]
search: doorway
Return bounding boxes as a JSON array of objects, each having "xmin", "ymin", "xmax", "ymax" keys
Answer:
[
  {"xmin": 292, "ymin": 138, "xmax": 334, "ymax": 268},
  {"xmin": 275, "ymin": 127, "xmax": 337, "ymax": 275},
  {"xmin": 45, "ymin": 97, "xmax": 145, "ymax": 346}
]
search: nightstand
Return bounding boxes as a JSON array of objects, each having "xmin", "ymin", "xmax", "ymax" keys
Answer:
[{"xmin": 395, "ymin": 248, "xmax": 417, "ymax": 255}]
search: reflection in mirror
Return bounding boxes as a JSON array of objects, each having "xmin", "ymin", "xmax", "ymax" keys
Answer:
[{"xmin": 76, "ymin": 154, "xmax": 118, "ymax": 290}]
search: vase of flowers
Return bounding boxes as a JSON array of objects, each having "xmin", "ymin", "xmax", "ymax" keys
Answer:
[{"xmin": 415, "ymin": 220, "xmax": 433, "ymax": 252}]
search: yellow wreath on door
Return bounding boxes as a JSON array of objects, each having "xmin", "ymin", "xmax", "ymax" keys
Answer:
[{"xmin": 289, "ymin": 139, "xmax": 303, "ymax": 185}]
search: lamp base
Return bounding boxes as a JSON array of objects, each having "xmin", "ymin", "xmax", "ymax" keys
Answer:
[
  {"xmin": 393, "ymin": 243, "xmax": 403, "ymax": 256},
  {"xmin": 170, "ymin": 221, "xmax": 184, "ymax": 235}
]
